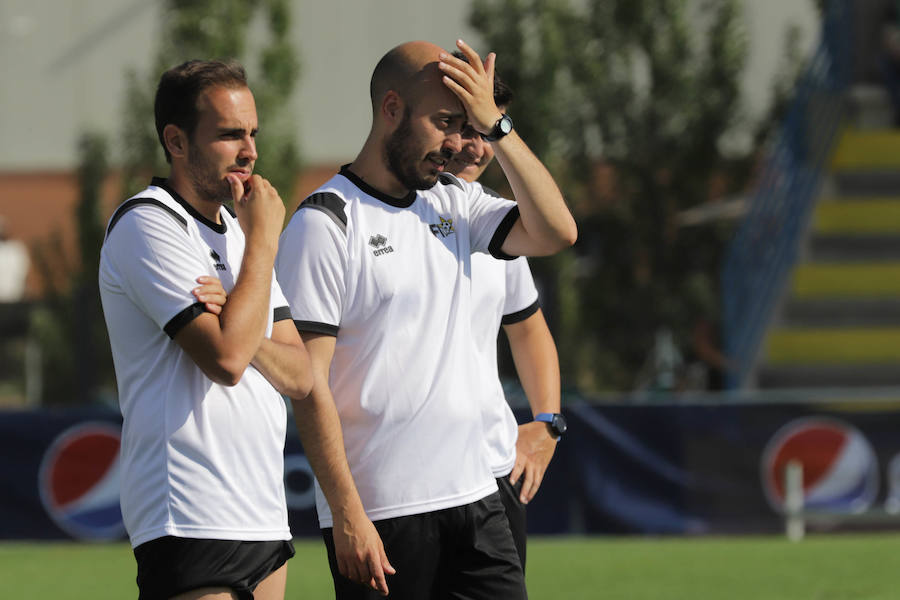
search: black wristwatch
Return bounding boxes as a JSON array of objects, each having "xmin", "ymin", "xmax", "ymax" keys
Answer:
[
  {"xmin": 535, "ymin": 412, "xmax": 567, "ymax": 439},
  {"xmin": 481, "ymin": 113, "xmax": 513, "ymax": 142}
]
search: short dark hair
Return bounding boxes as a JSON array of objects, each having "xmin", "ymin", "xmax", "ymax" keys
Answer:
[
  {"xmin": 154, "ymin": 59, "xmax": 248, "ymax": 163},
  {"xmin": 451, "ymin": 50, "xmax": 514, "ymax": 108},
  {"xmin": 369, "ymin": 46, "xmax": 418, "ymax": 110}
]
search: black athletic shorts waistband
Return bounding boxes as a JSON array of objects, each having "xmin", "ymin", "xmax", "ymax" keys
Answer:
[{"xmin": 133, "ymin": 536, "xmax": 294, "ymax": 600}]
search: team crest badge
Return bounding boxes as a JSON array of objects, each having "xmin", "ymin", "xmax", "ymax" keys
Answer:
[{"xmin": 430, "ymin": 217, "xmax": 455, "ymax": 238}]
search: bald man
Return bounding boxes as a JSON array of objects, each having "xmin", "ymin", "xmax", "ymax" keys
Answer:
[{"xmin": 276, "ymin": 40, "xmax": 576, "ymax": 599}]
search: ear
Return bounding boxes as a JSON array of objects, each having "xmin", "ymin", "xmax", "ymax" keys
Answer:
[
  {"xmin": 163, "ymin": 124, "xmax": 188, "ymax": 160},
  {"xmin": 381, "ymin": 90, "xmax": 404, "ymax": 125}
]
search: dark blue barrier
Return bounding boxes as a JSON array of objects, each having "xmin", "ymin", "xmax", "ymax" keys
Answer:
[{"xmin": 3, "ymin": 400, "xmax": 900, "ymax": 540}]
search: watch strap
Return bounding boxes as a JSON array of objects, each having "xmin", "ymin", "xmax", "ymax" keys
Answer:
[
  {"xmin": 482, "ymin": 114, "xmax": 513, "ymax": 142},
  {"xmin": 535, "ymin": 412, "xmax": 563, "ymax": 440}
]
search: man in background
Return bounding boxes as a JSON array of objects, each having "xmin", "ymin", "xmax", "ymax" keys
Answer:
[{"xmin": 447, "ymin": 58, "xmax": 564, "ymax": 571}]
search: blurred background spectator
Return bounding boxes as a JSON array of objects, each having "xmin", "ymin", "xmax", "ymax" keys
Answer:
[{"xmin": 0, "ymin": 216, "xmax": 29, "ymax": 303}]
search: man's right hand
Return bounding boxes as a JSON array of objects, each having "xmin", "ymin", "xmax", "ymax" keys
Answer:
[
  {"xmin": 332, "ymin": 509, "xmax": 396, "ymax": 596},
  {"xmin": 227, "ymin": 173, "xmax": 285, "ymax": 247}
]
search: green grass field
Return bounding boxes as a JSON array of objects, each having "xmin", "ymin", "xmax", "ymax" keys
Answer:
[{"xmin": 2, "ymin": 534, "xmax": 899, "ymax": 599}]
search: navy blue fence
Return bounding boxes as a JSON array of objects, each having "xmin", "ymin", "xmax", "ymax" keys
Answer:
[
  {"xmin": 721, "ymin": 0, "xmax": 854, "ymax": 389},
  {"xmin": 5, "ymin": 392, "xmax": 900, "ymax": 541}
]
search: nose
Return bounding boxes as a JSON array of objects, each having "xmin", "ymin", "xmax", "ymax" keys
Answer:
[
  {"xmin": 240, "ymin": 135, "xmax": 258, "ymax": 162},
  {"xmin": 443, "ymin": 131, "xmax": 463, "ymax": 155},
  {"xmin": 460, "ymin": 135, "xmax": 483, "ymax": 160}
]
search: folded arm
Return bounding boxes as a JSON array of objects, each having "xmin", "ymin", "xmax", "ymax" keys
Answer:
[
  {"xmin": 174, "ymin": 244, "xmax": 275, "ymax": 386},
  {"xmin": 174, "ymin": 174, "xmax": 285, "ymax": 385},
  {"xmin": 252, "ymin": 319, "xmax": 313, "ymax": 399}
]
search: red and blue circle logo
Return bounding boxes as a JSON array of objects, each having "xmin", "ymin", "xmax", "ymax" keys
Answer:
[
  {"xmin": 38, "ymin": 422, "xmax": 126, "ymax": 540},
  {"xmin": 761, "ymin": 417, "xmax": 879, "ymax": 514}
]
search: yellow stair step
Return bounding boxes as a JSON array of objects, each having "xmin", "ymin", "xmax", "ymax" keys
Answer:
[
  {"xmin": 792, "ymin": 263, "xmax": 900, "ymax": 298},
  {"xmin": 766, "ymin": 328, "xmax": 900, "ymax": 364},
  {"xmin": 831, "ymin": 129, "xmax": 900, "ymax": 170},
  {"xmin": 814, "ymin": 198, "xmax": 900, "ymax": 234}
]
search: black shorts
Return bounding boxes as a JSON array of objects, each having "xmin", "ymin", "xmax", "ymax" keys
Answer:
[
  {"xmin": 321, "ymin": 492, "xmax": 526, "ymax": 600},
  {"xmin": 133, "ymin": 536, "xmax": 295, "ymax": 600},
  {"xmin": 497, "ymin": 475, "xmax": 527, "ymax": 571}
]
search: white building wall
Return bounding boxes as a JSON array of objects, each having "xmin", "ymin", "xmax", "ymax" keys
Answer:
[{"xmin": 0, "ymin": 0, "xmax": 818, "ymax": 171}]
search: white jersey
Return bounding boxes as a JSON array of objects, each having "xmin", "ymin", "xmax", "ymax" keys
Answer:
[
  {"xmin": 275, "ymin": 167, "xmax": 518, "ymax": 527},
  {"xmin": 471, "ymin": 248, "xmax": 539, "ymax": 477},
  {"xmin": 99, "ymin": 178, "xmax": 292, "ymax": 548}
]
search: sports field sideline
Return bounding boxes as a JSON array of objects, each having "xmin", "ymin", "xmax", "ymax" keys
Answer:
[{"xmin": 2, "ymin": 533, "xmax": 898, "ymax": 599}]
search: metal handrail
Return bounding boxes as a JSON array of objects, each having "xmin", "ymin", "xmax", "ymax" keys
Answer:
[{"xmin": 721, "ymin": 0, "xmax": 853, "ymax": 389}]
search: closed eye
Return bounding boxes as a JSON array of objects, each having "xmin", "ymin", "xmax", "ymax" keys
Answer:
[{"xmin": 435, "ymin": 115, "xmax": 465, "ymax": 133}]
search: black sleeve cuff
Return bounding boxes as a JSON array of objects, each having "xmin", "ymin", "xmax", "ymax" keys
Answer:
[
  {"xmin": 273, "ymin": 306, "xmax": 292, "ymax": 322},
  {"xmin": 501, "ymin": 300, "xmax": 540, "ymax": 325},
  {"xmin": 488, "ymin": 206, "xmax": 520, "ymax": 261},
  {"xmin": 294, "ymin": 320, "xmax": 339, "ymax": 337},
  {"xmin": 164, "ymin": 302, "xmax": 206, "ymax": 339}
]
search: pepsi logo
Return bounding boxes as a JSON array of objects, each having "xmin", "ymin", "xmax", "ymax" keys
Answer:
[
  {"xmin": 38, "ymin": 422, "xmax": 126, "ymax": 540},
  {"xmin": 761, "ymin": 417, "xmax": 879, "ymax": 514}
]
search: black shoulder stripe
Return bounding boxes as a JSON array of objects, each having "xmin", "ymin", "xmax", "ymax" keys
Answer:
[
  {"xmin": 481, "ymin": 185, "xmax": 504, "ymax": 199},
  {"xmin": 297, "ymin": 192, "xmax": 347, "ymax": 234},
  {"xmin": 501, "ymin": 300, "xmax": 540, "ymax": 325},
  {"xmin": 438, "ymin": 172, "xmax": 465, "ymax": 190},
  {"xmin": 106, "ymin": 198, "xmax": 187, "ymax": 239},
  {"xmin": 273, "ymin": 306, "xmax": 292, "ymax": 322},
  {"xmin": 488, "ymin": 206, "xmax": 520, "ymax": 261}
]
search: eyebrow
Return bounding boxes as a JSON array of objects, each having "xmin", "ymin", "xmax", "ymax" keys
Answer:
[{"xmin": 218, "ymin": 127, "xmax": 258, "ymax": 135}]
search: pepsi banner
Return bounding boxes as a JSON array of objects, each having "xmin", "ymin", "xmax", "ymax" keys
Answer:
[
  {"xmin": 0, "ymin": 408, "xmax": 124, "ymax": 540},
  {"xmin": 531, "ymin": 401, "xmax": 900, "ymax": 535},
  {"xmin": 3, "ymin": 400, "xmax": 900, "ymax": 540}
]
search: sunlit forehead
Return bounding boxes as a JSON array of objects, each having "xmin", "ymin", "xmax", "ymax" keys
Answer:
[{"xmin": 197, "ymin": 86, "xmax": 258, "ymax": 131}]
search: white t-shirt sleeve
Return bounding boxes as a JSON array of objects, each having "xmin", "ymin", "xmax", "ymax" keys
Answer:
[
  {"xmin": 270, "ymin": 276, "xmax": 293, "ymax": 324},
  {"xmin": 275, "ymin": 207, "xmax": 347, "ymax": 335},
  {"xmin": 104, "ymin": 206, "xmax": 212, "ymax": 337},
  {"xmin": 501, "ymin": 257, "xmax": 540, "ymax": 324},
  {"xmin": 467, "ymin": 181, "xmax": 518, "ymax": 258}
]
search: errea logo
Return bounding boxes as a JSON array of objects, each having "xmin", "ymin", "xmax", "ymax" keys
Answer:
[
  {"xmin": 429, "ymin": 216, "xmax": 455, "ymax": 238},
  {"xmin": 210, "ymin": 249, "xmax": 226, "ymax": 271},
  {"xmin": 368, "ymin": 234, "xmax": 394, "ymax": 257}
]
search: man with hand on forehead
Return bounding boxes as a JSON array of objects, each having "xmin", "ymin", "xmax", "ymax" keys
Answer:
[
  {"xmin": 276, "ymin": 39, "xmax": 576, "ymax": 599},
  {"xmin": 447, "ymin": 56, "xmax": 564, "ymax": 574},
  {"xmin": 100, "ymin": 59, "xmax": 312, "ymax": 600}
]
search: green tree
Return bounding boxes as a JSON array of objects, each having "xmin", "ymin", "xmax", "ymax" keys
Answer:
[
  {"xmin": 470, "ymin": 0, "xmax": 794, "ymax": 391},
  {"xmin": 29, "ymin": 1, "xmax": 302, "ymax": 406},
  {"xmin": 30, "ymin": 133, "xmax": 114, "ymax": 405},
  {"xmin": 121, "ymin": 0, "xmax": 301, "ymax": 202}
]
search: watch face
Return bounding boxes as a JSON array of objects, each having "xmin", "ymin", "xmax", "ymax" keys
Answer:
[
  {"xmin": 552, "ymin": 414, "xmax": 568, "ymax": 435},
  {"xmin": 499, "ymin": 115, "xmax": 513, "ymax": 134}
]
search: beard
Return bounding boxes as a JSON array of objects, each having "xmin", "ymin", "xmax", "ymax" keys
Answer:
[
  {"xmin": 385, "ymin": 108, "xmax": 442, "ymax": 191},
  {"xmin": 186, "ymin": 141, "xmax": 233, "ymax": 203}
]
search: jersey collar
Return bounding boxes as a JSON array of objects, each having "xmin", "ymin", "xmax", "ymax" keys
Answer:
[
  {"xmin": 150, "ymin": 177, "xmax": 228, "ymax": 234},
  {"xmin": 339, "ymin": 165, "xmax": 417, "ymax": 208}
]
